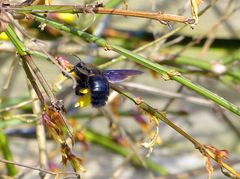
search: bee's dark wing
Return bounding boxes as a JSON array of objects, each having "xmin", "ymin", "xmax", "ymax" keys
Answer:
[
  {"xmin": 75, "ymin": 66, "xmax": 89, "ymax": 76},
  {"xmin": 103, "ymin": 70, "xmax": 143, "ymax": 83}
]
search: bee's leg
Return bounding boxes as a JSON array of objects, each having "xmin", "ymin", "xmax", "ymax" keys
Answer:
[
  {"xmin": 74, "ymin": 84, "xmax": 87, "ymax": 96},
  {"xmin": 61, "ymin": 71, "xmax": 71, "ymax": 78},
  {"xmin": 75, "ymin": 84, "xmax": 82, "ymax": 96}
]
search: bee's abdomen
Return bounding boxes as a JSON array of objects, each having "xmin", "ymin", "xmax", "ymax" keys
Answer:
[{"xmin": 89, "ymin": 75, "xmax": 109, "ymax": 107}]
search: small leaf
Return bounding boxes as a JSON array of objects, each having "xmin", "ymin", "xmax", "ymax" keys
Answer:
[
  {"xmin": 42, "ymin": 106, "xmax": 68, "ymax": 143},
  {"xmin": 204, "ymin": 145, "xmax": 228, "ymax": 165},
  {"xmin": 140, "ymin": 110, "xmax": 160, "ymax": 157},
  {"xmin": 167, "ymin": 69, "xmax": 181, "ymax": 77},
  {"xmin": 61, "ymin": 143, "xmax": 86, "ymax": 175},
  {"xmin": 112, "ymin": 133, "xmax": 129, "ymax": 147},
  {"xmin": 190, "ymin": 0, "xmax": 204, "ymax": 26},
  {"xmin": 161, "ymin": 73, "xmax": 170, "ymax": 81},
  {"xmin": 203, "ymin": 145, "xmax": 231, "ymax": 179},
  {"xmin": 204, "ymin": 155, "xmax": 213, "ymax": 179},
  {"xmin": 104, "ymin": 43, "xmax": 112, "ymax": 50},
  {"xmin": 142, "ymin": 126, "xmax": 159, "ymax": 157}
]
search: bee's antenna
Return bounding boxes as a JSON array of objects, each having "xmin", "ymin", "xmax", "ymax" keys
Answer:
[{"xmin": 72, "ymin": 54, "xmax": 81, "ymax": 61}]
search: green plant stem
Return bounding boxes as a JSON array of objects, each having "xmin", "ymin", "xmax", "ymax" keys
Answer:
[
  {"xmin": 84, "ymin": 129, "xmax": 168, "ymax": 175},
  {"xmin": 4, "ymin": 26, "xmax": 26, "ymax": 56},
  {"xmin": 99, "ymin": 25, "xmax": 186, "ymax": 69},
  {"xmin": 167, "ymin": 56, "xmax": 211, "ymax": 70},
  {"xmin": 31, "ymin": 13, "xmax": 240, "ymax": 116},
  {"xmin": 0, "ymin": 128, "xmax": 17, "ymax": 176},
  {"xmin": 162, "ymin": 56, "xmax": 240, "ymax": 82},
  {"xmin": 223, "ymin": 51, "xmax": 240, "ymax": 65},
  {"xmin": 112, "ymin": 45, "xmax": 240, "ymax": 116}
]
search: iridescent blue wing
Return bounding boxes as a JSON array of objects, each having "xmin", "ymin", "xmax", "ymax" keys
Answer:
[{"xmin": 103, "ymin": 69, "xmax": 143, "ymax": 83}]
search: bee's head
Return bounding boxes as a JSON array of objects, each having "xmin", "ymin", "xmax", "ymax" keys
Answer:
[
  {"xmin": 75, "ymin": 60, "xmax": 86, "ymax": 69},
  {"xmin": 73, "ymin": 60, "xmax": 90, "ymax": 77},
  {"xmin": 73, "ymin": 57, "xmax": 101, "ymax": 76}
]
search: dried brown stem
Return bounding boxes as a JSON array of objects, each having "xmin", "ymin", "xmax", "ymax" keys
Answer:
[
  {"xmin": 94, "ymin": 7, "xmax": 194, "ymax": 24},
  {"xmin": 23, "ymin": 54, "xmax": 55, "ymax": 104},
  {"xmin": 6, "ymin": 5, "xmax": 195, "ymax": 24},
  {"xmin": 21, "ymin": 56, "xmax": 45, "ymax": 106}
]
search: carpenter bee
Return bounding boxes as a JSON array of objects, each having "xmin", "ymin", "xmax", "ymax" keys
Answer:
[{"xmin": 72, "ymin": 61, "xmax": 143, "ymax": 107}]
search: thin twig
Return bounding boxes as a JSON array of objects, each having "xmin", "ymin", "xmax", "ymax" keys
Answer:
[
  {"xmin": 162, "ymin": 85, "xmax": 184, "ymax": 111},
  {"xmin": 21, "ymin": 57, "xmax": 45, "ymax": 106},
  {"xmin": 175, "ymin": 2, "xmax": 239, "ymax": 58},
  {"xmin": 214, "ymin": 107, "xmax": 240, "ymax": 139},
  {"xmin": 5, "ymin": 5, "xmax": 195, "ymax": 24},
  {"xmin": 0, "ymin": 158, "xmax": 77, "ymax": 176},
  {"xmin": 200, "ymin": 3, "xmax": 240, "ymax": 57},
  {"xmin": 0, "ymin": 57, "xmax": 18, "ymax": 103},
  {"xmin": 120, "ymin": 82, "xmax": 213, "ymax": 107},
  {"xmin": 1, "ymin": 113, "xmax": 37, "ymax": 122},
  {"xmin": 27, "ymin": 82, "xmax": 48, "ymax": 178},
  {"xmin": 110, "ymin": 152, "xmax": 134, "ymax": 179},
  {"xmin": 99, "ymin": 108, "xmax": 147, "ymax": 167},
  {"xmin": 0, "ymin": 98, "xmax": 37, "ymax": 113}
]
